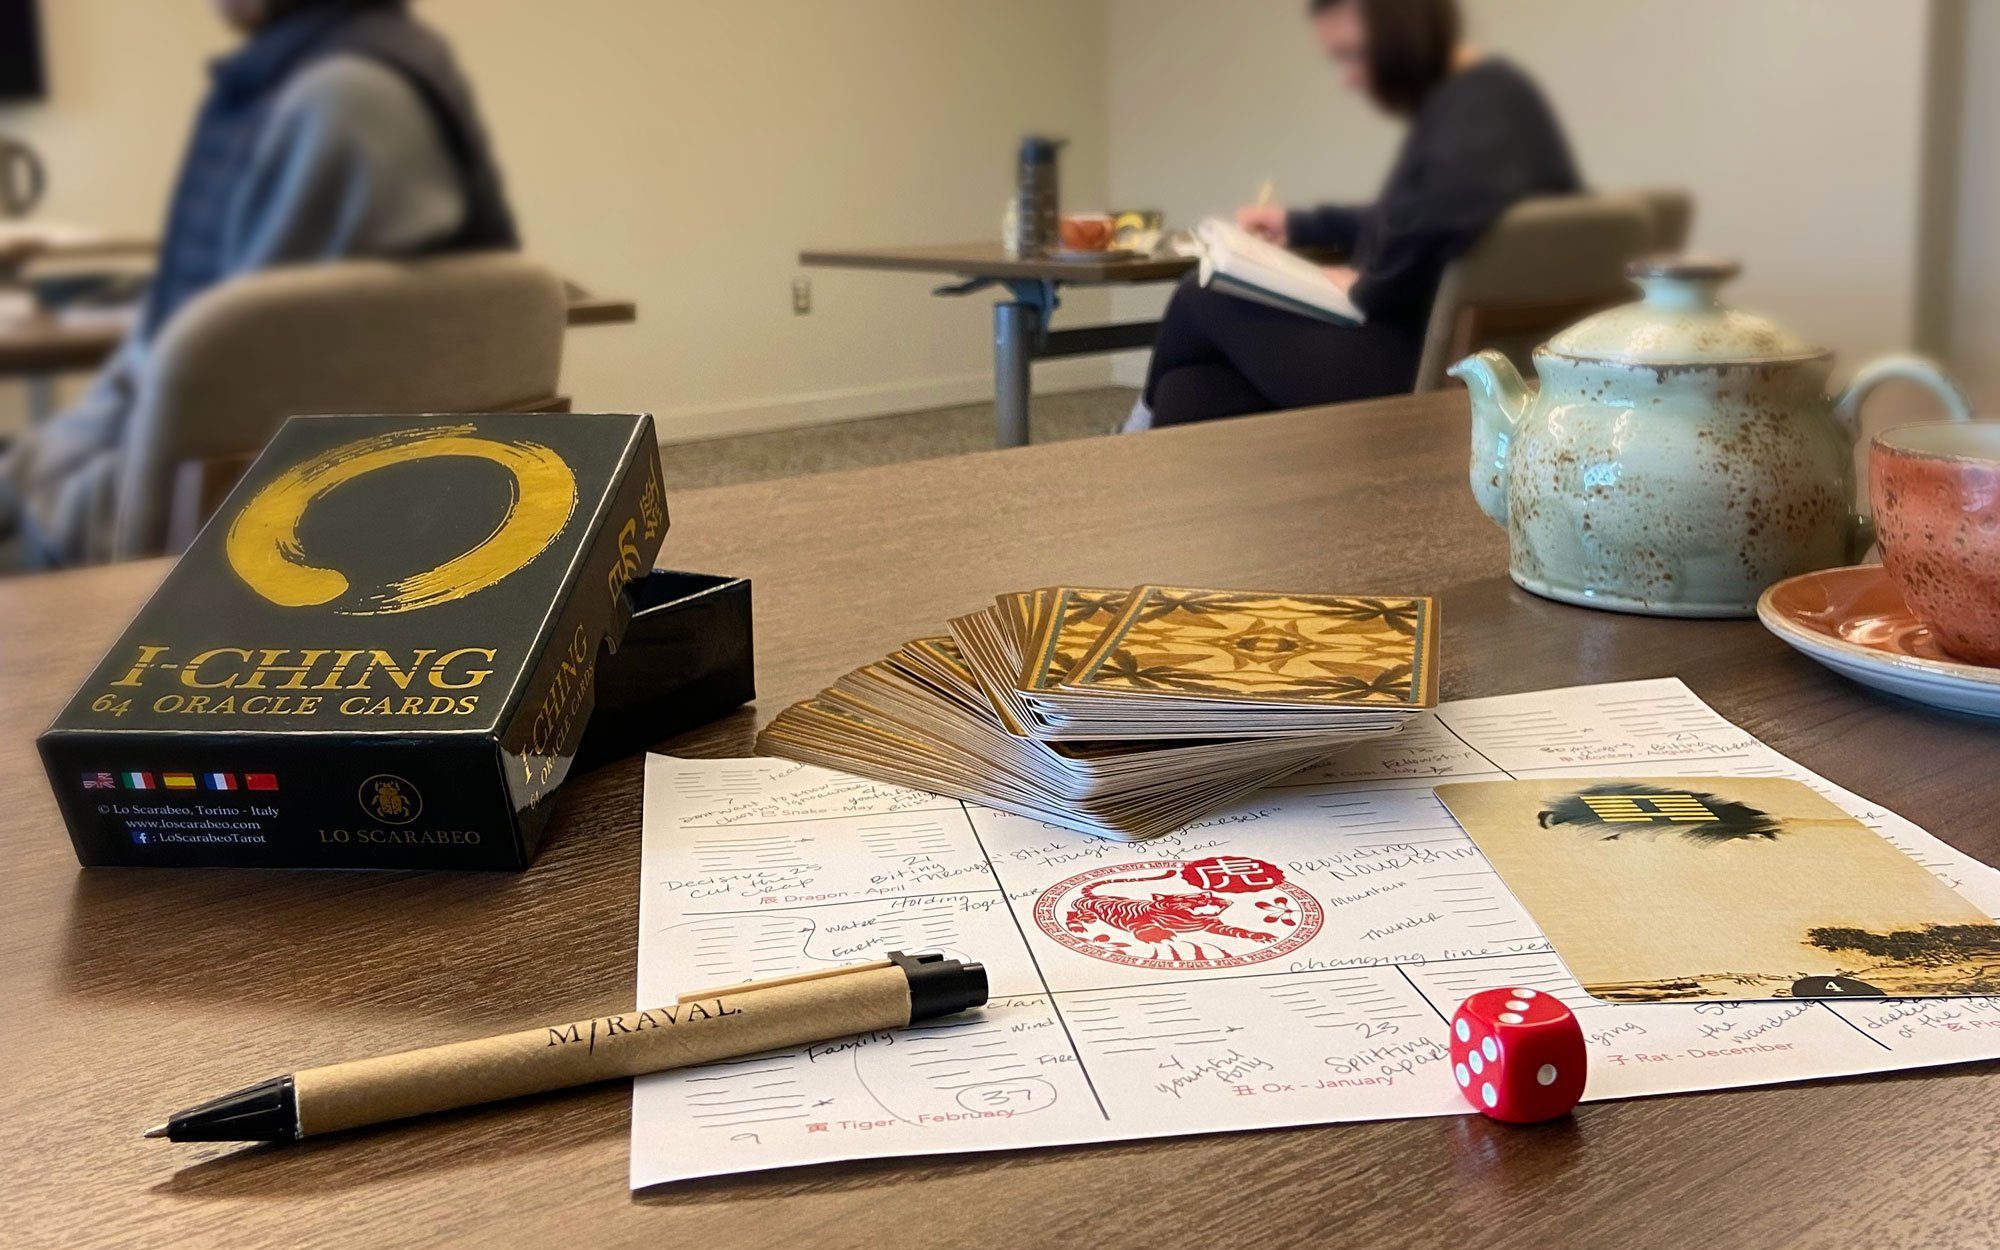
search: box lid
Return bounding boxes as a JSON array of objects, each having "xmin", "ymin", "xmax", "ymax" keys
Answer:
[{"xmin": 49, "ymin": 413, "xmax": 666, "ymax": 739}]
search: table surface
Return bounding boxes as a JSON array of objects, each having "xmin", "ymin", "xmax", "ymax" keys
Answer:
[
  {"xmin": 3, "ymin": 391, "xmax": 1997, "ymax": 1250},
  {"xmin": 0, "ymin": 231, "xmax": 157, "ymax": 266},
  {"xmin": 0, "ymin": 309, "xmax": 135, "ymax": 375},
  {"xmin": 800, "ymin": 240, "xmax": 1196, "ymax": 284},
  {"xmin": 0, "ymin": 294, "xmax": 639, "ymax": 379}
]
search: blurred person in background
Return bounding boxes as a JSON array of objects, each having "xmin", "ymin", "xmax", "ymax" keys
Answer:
[
  {"xmin": 1132, "ymin": 0, "xmax": 1579, "ymax": 429},
  {"xmin": 0, "ymin": 0, "xmax": 515, "ymax": 571}
]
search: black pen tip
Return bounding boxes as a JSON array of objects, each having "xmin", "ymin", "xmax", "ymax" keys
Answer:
[
  {"xmin": 142, "ymin": 1124, "xmax": 170, "ymax": 1139},
  {"xmin": 153, "ymin": 1075, "xmax": 300, "ymax": 1143}
]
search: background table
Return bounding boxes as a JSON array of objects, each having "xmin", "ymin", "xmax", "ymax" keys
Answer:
[
  {"xmin": 0, "ymin": 293, "xmax": 639, "ymax": 379},
  {"xmin": 0, "ymin": 229, "xmax": 157, "ymax": 280},
  {"xmin": 0, "ymin": 293, "xmax": 639, "ymax": 422},
  {"xmin": 2, "ymin": 391, "xmax": 1997, "ymax": 1249},
  {"xmin": 800, "ymin": 242, "xmax": 1197, "ymax": 448}
]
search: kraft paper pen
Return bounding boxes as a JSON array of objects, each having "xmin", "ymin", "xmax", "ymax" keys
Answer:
[{"xmin": 145, "ymin": 951, "xmax": 987, "ymax": 1144}]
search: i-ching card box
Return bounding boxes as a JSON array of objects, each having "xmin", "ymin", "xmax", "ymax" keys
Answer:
[{"xmin": 40, "ymin": 412, "xmax": 669, "ymax": 870}]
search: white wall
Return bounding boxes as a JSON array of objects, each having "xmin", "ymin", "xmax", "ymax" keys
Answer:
[
  {"xmin": 1, "ymin": 0, "xmax": 1113, "ymax": 440},
  {"xmin": 1105, "ymin": 0, "xmax": 1940, "ymax": 384},
  {"xmin": 3, "ymin": 0, "xmax": 1988, "ymax": 437},
  {"xmin": 1102, "ymin": 0, "xmax": 1398, "ymax": 384},
  {"xmin": 0, "ymin": 4, "xmax": 226, "ymax": 234},
  {"xmin": 425, "ymin": 0, "xmax": 1113, "ymax": 440},
  {"xmin": 1942, "ymin": 0, "xmax": 1999, "ymax": 402},
  {"xmin": 0, "ymin": 4, "xmax": 226, "ymax": 432}
]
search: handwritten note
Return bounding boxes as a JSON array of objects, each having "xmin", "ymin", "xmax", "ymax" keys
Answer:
[{"xmin": 631, "ymin": 679, "xmax": 2000, "ymax": 1187}]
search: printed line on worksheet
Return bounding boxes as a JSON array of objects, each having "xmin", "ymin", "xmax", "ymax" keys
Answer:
[
  {"xmin": 1817, "ymin": 1002, "xmax": 1895, "ymax": 1052},
  {"xmin": 1509, "ymin": 752, "xmax": 1756, "ymax": 773},
  {"xmin": 956, "ymin": 799, "xmax": 1109, "ymax": 1120},
  {"xmin": 1271, "ymin": 752, "xmax": 1759, "ymax": 798},
  {"xmin": 675, "ymin": 804, "xmax": 963, "ymax": 829},
  {"xmin": 678, "ymin": 889, "xmax": 1002, "ymax": 917},
  {"xmin": 1394, "ymin": 963, "xmax": 1452, "ymax": 1025},
  {"xmin": 1037, "ymin": 946, "xmax": 1609, "ymax": 999},
  {"xmin": 1430, "ymin": 716, "xmax": 1518, "ymax": 781},
  {"xmin": 1267, "ymin": 769, "xmax": 1505, "ymax": 790}
]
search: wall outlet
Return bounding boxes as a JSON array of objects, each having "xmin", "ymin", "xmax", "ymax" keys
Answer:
[{"xmin": 791, "ymin": 277, "xmax": 812, "ymax": 315}]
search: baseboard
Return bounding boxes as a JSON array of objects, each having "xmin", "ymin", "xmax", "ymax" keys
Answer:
[{"xmin": 648, "ymin": 357, "xmax": 1123, "ymax": 444}]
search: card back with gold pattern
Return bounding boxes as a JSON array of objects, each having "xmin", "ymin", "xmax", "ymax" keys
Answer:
[
  {"xmin": 1060, "ymin": 586, "xmax": 1438, "ymax": 708},
  {"xmin": 1021, "ymin": 587, "xmax": 1130, "ymax": 690}
]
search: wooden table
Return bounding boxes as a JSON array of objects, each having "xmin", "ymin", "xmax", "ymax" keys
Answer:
[
  {"xmin": 801, "ymin": 242, "xmax": 1198, "ymax": 449},
  {"xmin": 0, "ymin": 230, "xmax": 157, "ymax": 279},
  {"xmin": 3, "ymin": 392, "xmax": 1996, "ymax": 1249},
  {"xmin": 0, "ymin": 310, "xmax": 134, "ymax": 377},
  {"xmin": 0, "ymin": 294, "xmax": 639, "ymax": 423}
]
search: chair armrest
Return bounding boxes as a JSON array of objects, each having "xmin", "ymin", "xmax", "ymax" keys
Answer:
[{"xmin": 165, "ymin": 452, "xmax": 259, "ymax": 553}]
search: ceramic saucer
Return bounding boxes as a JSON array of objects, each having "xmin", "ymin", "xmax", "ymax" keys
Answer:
[{"xmin": 1757, "ymin": 564, "xmax": 2000, "ymax": 720}]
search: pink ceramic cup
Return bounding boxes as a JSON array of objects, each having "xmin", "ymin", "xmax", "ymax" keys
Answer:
[{"xmin": 1869, "ymin": 421, "xmax": 2000, "ymax": 666}]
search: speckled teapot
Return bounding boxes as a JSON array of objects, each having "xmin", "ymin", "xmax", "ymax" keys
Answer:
[{"xmin": 1449, "ymin": 258, "xmax": 1973, "ymax": 617}]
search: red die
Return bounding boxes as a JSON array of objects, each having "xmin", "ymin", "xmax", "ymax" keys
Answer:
[{"xmin": 1448, "ymin": 987, "xmax": 1586, "ymax": 1123}]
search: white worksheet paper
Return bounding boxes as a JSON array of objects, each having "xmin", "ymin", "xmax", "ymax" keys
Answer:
[{"xmin": 631, "ymin": 678, "xmax": 2000, "ymax": 1188}]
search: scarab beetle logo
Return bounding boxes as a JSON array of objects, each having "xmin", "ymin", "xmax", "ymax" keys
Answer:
[
  {"xmin": 226, "ymin": 425, "xmax": 578, "ymax": 615},
  {"xmin": 358, "ymin": 774, "xmax": 422, "ymax": 825}
]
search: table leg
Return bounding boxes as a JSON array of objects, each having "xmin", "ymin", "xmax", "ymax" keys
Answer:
[{"xmin": 992, "ymin": 299, "xmax": 1037, "ymax": 449}]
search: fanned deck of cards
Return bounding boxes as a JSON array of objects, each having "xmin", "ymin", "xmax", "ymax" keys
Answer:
[{"xmin": 757, "ymin": 586, "xmax": 1439, "ymax": 840}]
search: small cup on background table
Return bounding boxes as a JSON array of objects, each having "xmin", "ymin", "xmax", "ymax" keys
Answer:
[
  {"xmin": 1870, "ymin": 421, "xmax": 2000, "ymax": 666},
  {"xmin": 1057, "ymin": 212, "xmax": 1115, "ymax": 253}
]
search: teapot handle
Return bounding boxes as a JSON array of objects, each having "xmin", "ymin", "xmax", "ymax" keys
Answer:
[{"xmin": 1831, "ymin": 354, "xmax": 1972, "ymax": 444}]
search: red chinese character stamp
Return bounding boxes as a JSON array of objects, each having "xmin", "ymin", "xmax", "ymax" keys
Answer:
[
  {"xmin": 1033, "ymin": 858, "xmax": 1321, "ymax": 970},
  {"xmin": 1179, "ymin": 855, "xmax": 1286, "ymax": 893}
]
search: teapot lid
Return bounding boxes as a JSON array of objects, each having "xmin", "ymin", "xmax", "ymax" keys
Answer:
[{"xmin": 1546, "ymin": 257, "xmax": 1824, "ymax": 366}]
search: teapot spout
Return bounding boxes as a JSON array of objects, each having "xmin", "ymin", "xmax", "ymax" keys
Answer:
[{"xmin": 1448, "ymin": 350, "xmax": 1530, "ymax": 530}]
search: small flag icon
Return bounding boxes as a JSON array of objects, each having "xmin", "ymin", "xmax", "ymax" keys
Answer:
[
  {"xmin": 246, "ymin": 773, "xmax": 279, "ymax": 792},
  {"xmin": 122, "ymin": 771, "xmax": 154, "ymax": 790},
  {"xmin": 164, "ymin": 772, "xmax": 197, "ymax": 790},
  {"xmin": 83, "ymin": 772, "xmax": 116, "ymax": 790},
  {"xmin": 204, "ymin": 772, "xmax": 236, "ymax": 791}
]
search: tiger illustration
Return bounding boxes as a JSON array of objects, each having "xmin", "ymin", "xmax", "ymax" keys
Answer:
[{"xmin": 1064, "ymin": 869, "xmax": 1275, "ymax": 947}]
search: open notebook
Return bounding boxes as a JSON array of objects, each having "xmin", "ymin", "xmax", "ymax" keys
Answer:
[{"xmin": 1190, "ymin": 217, "xmax": 1363, "ymax": 325}]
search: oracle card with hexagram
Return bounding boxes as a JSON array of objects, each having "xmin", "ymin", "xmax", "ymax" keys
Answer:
[{"xmin": 1435, "ymin": 776, "xmax": 2000, "ymax": 1002}]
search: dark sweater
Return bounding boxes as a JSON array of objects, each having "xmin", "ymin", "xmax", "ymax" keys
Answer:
[{"xmin": 1287, "ymin": 58, "xmax": 1580, "ymax": 329}]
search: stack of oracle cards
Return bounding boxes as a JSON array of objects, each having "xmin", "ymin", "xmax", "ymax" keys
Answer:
[{"xmin": 757, "ymin": 585, "xmax": 1439, "ymax": 840}]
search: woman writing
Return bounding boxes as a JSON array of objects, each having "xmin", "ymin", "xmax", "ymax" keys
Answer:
[{"xmin": 1135, "ymin": 0, "xmax": 1580, "ymax": 428}]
